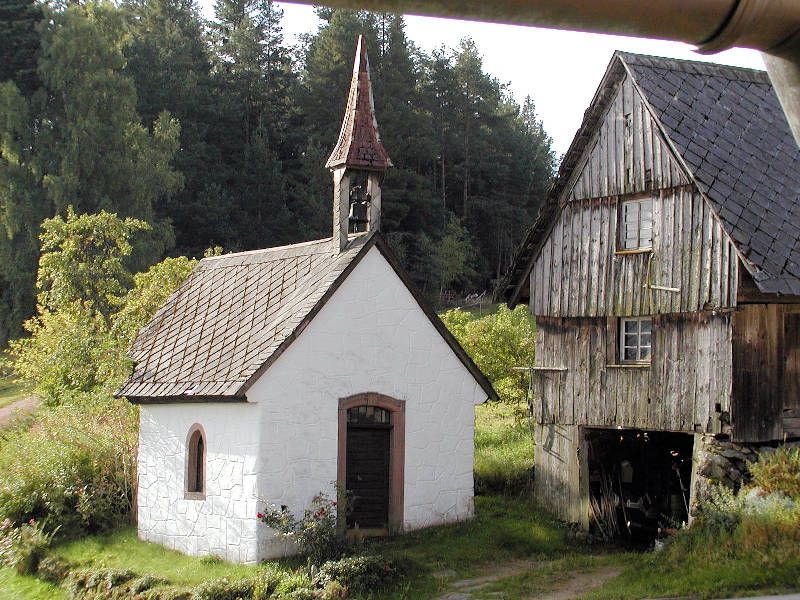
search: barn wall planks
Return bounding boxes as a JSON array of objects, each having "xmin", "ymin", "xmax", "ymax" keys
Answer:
[
  {"xmin": 533, "ymin": 424, "xmax": 587, "ymax": 527},
  {"xmin": 532, "ymin": 314, "xmax": 732, "ymax": 433},
  {"xmin": 731, "ymin": 303, "xmax": 800, "ymax": 442},
  {"xmin": 529, "ymin": 188, "xmax": 739, "ymax": 317},
  {"xmin": 570, "ymin": 75, "xmax": 687, "ymax": 202},
  {"xmin": 528, "ymin": 71, "xmax": 739, "ymax": 318}
]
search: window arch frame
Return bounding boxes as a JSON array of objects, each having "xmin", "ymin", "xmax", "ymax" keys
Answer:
[{"xmin": 185, "ymin": 423, "xmax": 206, "ymax": 500}]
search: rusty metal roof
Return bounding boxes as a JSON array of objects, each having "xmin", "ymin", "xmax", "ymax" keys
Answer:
[
  {"xmin": 117, "ymin": 234, "xmax": 497, "ymax": 403},
  {"xmin": 325, "ymin": 35, "xmax": 392, "ymax": 172}
]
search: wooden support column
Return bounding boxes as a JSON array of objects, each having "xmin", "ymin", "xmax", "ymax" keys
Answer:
[{"xmin": 333, "ymin": 168, "xmax": 350, "ymax": 252}]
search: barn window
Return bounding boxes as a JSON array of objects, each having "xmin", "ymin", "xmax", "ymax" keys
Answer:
[
  {"xmin": 620, "ymin": 317, "xmax": 652, "ymax": 363},
  {"xmin": 620, "ymin": 198, "xmax": 653, "ymax": 250},
  {"xmin": 186, "ymin": 425, "xmax": 206, "ymax": 498}
]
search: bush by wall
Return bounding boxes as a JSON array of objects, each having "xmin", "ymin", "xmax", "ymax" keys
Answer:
[
  {"xmin": 315, "ymin": 554, "xmax": 407, "ymax": 595},
  {"xmin": 749, "ymin": 447, "xmax": 800, "ymax": 498},
  {"xmin": 0, "ymin": 395, "xmax": 137, "ymax": 536}
]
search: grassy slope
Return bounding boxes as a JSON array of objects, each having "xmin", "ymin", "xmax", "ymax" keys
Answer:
[
  {"xmin": 4, "ymin": 496, "xmax": 576, "ymax": 600},
  {"xmin": 0, "ymin": 377, "xmax": 27, "ymax": 410},
  {"xmin": 474, "ymin": 401, "xmax": 534, "ymax": 493},
  {"xmin": 0, "ymin": 569, "xmax": 64, "ymax": 600},
  {"xmin": 49, "ymin": 528, "xmax": 286, "ymax": 587}
]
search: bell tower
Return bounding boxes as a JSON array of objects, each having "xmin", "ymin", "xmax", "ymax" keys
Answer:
[{"xmin": 326, "ymin": 35, "xmax": 392, "ymax": 252}]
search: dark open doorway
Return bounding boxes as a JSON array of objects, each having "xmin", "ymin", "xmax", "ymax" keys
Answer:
[{"xmin": 585, "ymin": 428, "xmax": 693, "ymax": 544}]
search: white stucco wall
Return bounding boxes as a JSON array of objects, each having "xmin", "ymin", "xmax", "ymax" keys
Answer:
[
  {"xmin": 137, "ymin": 244, "xmax": 488, "ymax": 563},
  {"xmin": 249, "ymin": 245, "xmax": 487, "ymax": 559},
  {"xmin": 137, "ymin": 403, "xmax": 263, "ymax": 563}
]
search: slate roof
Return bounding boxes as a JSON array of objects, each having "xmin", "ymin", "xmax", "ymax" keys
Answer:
[
  {"xmin": 117, "ymin": 234, "xmax": 497, "ymax": 403},
  {"xmin": 622, "ymin": 53, "xmax": 800, "ymax": 296},
  {"xmin": 326, "ymin": 35, "xmax": 392, "ymax": 172},
  {"xmin": 501, "ymin": 51, "xmax": 800, "ymax": 304}
]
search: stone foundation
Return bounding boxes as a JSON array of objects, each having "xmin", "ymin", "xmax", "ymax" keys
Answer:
[{"xmin": 689, "ymin": 434, "xmax": 800, "ymax": 516}]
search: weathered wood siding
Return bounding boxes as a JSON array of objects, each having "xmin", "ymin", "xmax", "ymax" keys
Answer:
[
  {"xmin": 528, "ymin": 72, "xmax": 739, "ymax": 318},
  {"xmin": 569, "ymin": 75, "xmax": 687, "ymax": 201},
  {"xmin": 785, "ymin": 313, "xmax": 800, "ymax": 438},
  {"xmin": 529, "ymin": 188, "xmax": 739, "ymax": 317},
  {"xmin": 533, "ymin": 424, "xmax": 587, "ymax": 527},
  {"xmin": 532, "ymin": 314, "xmax": 732, "ymax": 433},
  {"xmin": 732, "ymin": 304, "xmax": 800, "ymax": 442}
]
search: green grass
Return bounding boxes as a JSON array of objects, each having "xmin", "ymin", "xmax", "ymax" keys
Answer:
[
  {"xmin": 0, "ymin": 568, "xmax": 65, "ymax": 600},
  {"xmin": 474, "ymin": 401, "xmax": 534, "ymax": 494},
  {"xmin": 42, "ymin": 495, "xmax": 574, "ymax": 600},
  {"xmin": 584, "ymin": 552, "xmax": 800, "ymax": 600},
  {"xmin": 0, "ymin": 376, "xmax": 28, "ymax": 410},
  {"xmin": 51, "ymin": 527, "xmax": 298, "ymax": 587}
]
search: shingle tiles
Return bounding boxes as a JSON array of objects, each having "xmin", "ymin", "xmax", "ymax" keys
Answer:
[
  {"xmin": 620, "ymin": 52, "xmax": 800, "ymax": 295},
  {"xmin": 116, "ymin": 236, "xmax": 371, "ymax": 400}
]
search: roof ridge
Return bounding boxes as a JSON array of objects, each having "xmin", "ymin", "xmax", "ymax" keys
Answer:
[
  {"xmin": 200, "ymin": 237, "xmax": 334, "ymax": 265},
  {"xmin": 616, "ymin": 50, "xmax": 769, "ymax": 83}
]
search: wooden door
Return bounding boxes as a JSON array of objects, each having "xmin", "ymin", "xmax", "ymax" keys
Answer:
[{"xmin": 346, "ymin": 425, "xmax": 390, "ymax": 529}]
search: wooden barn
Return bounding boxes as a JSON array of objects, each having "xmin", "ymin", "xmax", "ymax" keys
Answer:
[{"xmin": 501, "ymin": 52, "xmax": 800, "ymax": 538}]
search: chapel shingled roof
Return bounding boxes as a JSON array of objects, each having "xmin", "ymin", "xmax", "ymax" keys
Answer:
[
  {"xmin": 117, "ymin": 234, "xmax": 497, "ymax": 403},
  {"xmin": 117, "ymin": 236, "xmax": 371, "ymax": 401},
  {"xmin": 501, "ymin": 52, "xmax": 800, "ymax": 305},
  {"xmin": 325, "ymin": 35, "xmax": 392, "ymax": 171}
]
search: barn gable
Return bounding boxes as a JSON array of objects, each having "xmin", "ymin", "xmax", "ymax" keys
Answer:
[
  {"xmin": 568, "ymin": 71, "xmax": 687, "ymax": 201},
  {"xmin": 502, "ymin": 51, "xmax": 800, "ymax": 309},
  {"xmin": 508, "ymin": 54, "xmax": 739, "ymax": 316}
]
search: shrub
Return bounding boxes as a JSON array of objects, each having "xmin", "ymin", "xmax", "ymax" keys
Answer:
[
  {"xmin": 65, "ymin": 567, "xmax": 137, "ymax": 598},
  {"xmin": 192, "ymin": 577, "xmax": 255, "ymax": 600},
  {"xmin": 274, "ymin": 572, "xmax": 313, "ymax": 597},
  {"xmin": 0, "ymin": 396, "xmax": 136, "ymax": 536},
  {"xmin": 131, "ymin": 575, "xmax": 169, "ymax": 594},
  {"xmin": 315, "ymin": 554, "xmax": 406, "ymax": 594},
  {"xmin": 252, "ymin": 568, "xmax": 284, "ymax": 599},
  {"xmin": 0, "ymin": 518, "xmax": 55, "ymax": 575},
  {"xmin": 140, "ymin": 587, "xmax": 194, "ymax": 600},
  {"xmin": 36, "ymin": 555, "xmax": 72, "ymax": 583},
  {"xmin": 259, "ymin": 492, "xmax": 344, "ymax": 568},
  {"xmin": 281, "ymin": 589, "xmax": 317, "ymax": 600},
  {"xmin": 750, "ymin": 447, "xmax": 800, "ymax": 498},
  {"xmin": 440, "ymin": 305, "xmax": 535, "ymax": 405}
]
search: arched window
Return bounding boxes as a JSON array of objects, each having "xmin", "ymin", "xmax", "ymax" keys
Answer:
[{"xmin": 185, "ymin": 424, "xmax": 206, "ymax": 499}]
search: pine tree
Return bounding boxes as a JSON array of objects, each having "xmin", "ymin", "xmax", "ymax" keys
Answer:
[{"xmin": 0, "ymin": 0, "xmax": 42, "ymax": 96}]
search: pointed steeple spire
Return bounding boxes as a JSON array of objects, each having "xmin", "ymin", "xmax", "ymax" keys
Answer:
[{"xmin": 326, "ymin": 35, "xmax": 392, "ymax": 171}]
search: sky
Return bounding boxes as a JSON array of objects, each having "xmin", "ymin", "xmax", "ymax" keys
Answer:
[{"xmin": 200, "ymin": 1, "xmax": 765, "ymax": 156}]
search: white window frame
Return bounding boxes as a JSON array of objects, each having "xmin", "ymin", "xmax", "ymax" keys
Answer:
[
  {"xmin": 619, "ymin": 317, "xmax": 652, "ymax": 364},
  {"xmin": 619, "ymin": 197, "xmax": 653, "ymax": 251}
]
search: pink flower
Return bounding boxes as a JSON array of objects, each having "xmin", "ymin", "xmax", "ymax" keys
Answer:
[{"xmin": 256, "ymin": 512, "xmax": 263, "ymax": 519}]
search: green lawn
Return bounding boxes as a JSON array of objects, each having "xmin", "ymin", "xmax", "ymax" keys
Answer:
[
  {"xmin": 474, "ymin": 401, "xmax": 534, "ymax": 494},
  {"xmin": 50, "ymin": 528, "xmax": 291, "ymax": 587},
  {"xmin": 0, "ymin": 568, "xmax": 65, "ymax": 600},
  {"xmin": 0, "ymin": 376, "xmax": 27, "ymax": 410},
  {"xmin": 3, "ymin": 495, "xmax": 580, "ymax": 600}
]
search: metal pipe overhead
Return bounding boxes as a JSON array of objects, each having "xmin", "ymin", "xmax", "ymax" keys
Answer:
[{"xmin": 290, "ymin": 0, "xmax": 800, "ymax": 145}]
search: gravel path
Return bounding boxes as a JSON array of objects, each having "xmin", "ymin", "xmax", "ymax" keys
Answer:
[
  {"xmin": 434, "ymin": 562, "xmax": 622, "ymax": 600},
  {"xmin": 0, "ymin": 395, "xmax": 39, "ymax": 427}
]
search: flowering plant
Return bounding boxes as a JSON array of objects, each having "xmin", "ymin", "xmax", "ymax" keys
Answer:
[{"xmin": 258, "ymin": 489, "xmax": 348, "ymax": 568}]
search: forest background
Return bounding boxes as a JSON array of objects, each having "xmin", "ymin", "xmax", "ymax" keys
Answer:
[{"xmin": 0, "ymin": 0, "xmax": 556, "ymax": 345}]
